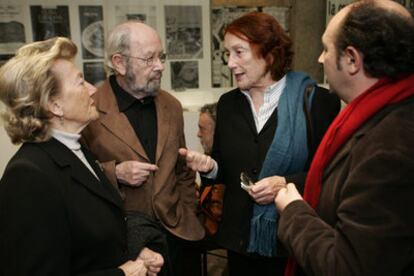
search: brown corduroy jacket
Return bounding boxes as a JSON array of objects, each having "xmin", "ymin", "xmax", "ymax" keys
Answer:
[{"xmin": 82, "ymin": 79, "xmax": 204, "ymax": 241}]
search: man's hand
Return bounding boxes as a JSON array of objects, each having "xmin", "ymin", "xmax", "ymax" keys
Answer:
[
  {"xmin": 178, "ymin": 148, "xmax": 215, "ymax": 173},
  {"xmin": 274, "ymin": 183, "xmax": 303, "ymax": 213},
  {"xmin": 115, "ymin": 161, "xmax": 158, "ymax": 186},
  {"xmin": 138, "ymin": 247, "xmax": 164, "ymax": 276},
  {"xmin": 248, "ymin": 175, "xmax": 287, "ymax": 205}
]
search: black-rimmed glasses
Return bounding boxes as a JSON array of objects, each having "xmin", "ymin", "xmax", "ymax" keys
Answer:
[{"xmin": 122, "ymin": 53, "xmax": 167, "ymax": 66}]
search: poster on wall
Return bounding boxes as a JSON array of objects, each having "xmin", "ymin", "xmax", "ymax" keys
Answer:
[
  {"xmin": 0, "ymin": 4, "xmax": 25, "ymax": 53},
  {"xmin": 30, "ymin": 5, "xmax": 71, "ymax": 41},
  {"xmin": 113, "ymin": 4, "xmax": 157, "ymax": 29},
  {"xmin": 79, "ymin": 6, "xmax": 104, "ymax": 59},
  {"xmin": 170, "ymin": 60, "xmax": 199, "ymax": 90},
  {"xmin": 394, "ymin": 0, "xmax": 414, "ymax": 9},
  {"xmin": 211, "ymin": 6, "xmax": 256, "ymax": 88},
  {"xmin": 0, "ymin": 54, "xmax": 14, "ymax": 67},
  {"xmin": 83, "ymin": 61, "xmax": 106, "ymax": 86},
  {"xmin": 262, "ymin": 6, "xmax": 289, "ymax": 32},
  {"xmin": 165, "ymin": 5, "xmax": 203, "ymax": 59},
  {"xmin": 326, "ymin": 0, "xmax": 353, "ymax": 22},
  {"xmin": 327, "ymin": 0, "xmax": 412, "ymax": 23}
]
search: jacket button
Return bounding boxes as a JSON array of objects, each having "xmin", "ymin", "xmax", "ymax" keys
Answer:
[{"xmin": 124, "ymin": 217, "xmax": 128, "ymax": 222}]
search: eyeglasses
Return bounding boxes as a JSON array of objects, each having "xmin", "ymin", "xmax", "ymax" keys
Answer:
[{"xmin": 121, "ymin": 53, "xmax": 167, "ymax": 66}]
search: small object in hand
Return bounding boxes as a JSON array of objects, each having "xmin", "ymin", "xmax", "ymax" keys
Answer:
[{"xmin": 240, "ymin": 172, "xmax": 254, "ymax": 191}]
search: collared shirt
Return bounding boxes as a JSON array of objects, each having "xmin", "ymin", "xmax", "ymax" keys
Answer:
[
  {"xmin": 241, "ymin": 75, "xmax": 286, "ymax": 133},
  {"xmin": 204, "ymin": 75, "xmax": 286, "ymax": 179},
  {"xmin": 110, "ymin": 75, "xmax": 157, "ymax": 163}
]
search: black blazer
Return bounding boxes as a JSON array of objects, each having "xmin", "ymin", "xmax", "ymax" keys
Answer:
[
  {"xmin": 211, "ymin": 85, "xmax": 340, "ymax": 254},
  {"xmin": 0, "ymin": 138, "xmax": 127, "ymax": 275}
]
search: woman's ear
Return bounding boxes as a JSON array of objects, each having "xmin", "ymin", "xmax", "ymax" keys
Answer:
[
  {"xmin": 48, "ymin": 98, "xmax": 64, "ymax": 117},
  {"xmin": 265, "ymin": 52, "xmax": 274, "ymax": 68},
  {"xmin": 112, "ymin": 54, "xmax": 127, "ymax": 76}
]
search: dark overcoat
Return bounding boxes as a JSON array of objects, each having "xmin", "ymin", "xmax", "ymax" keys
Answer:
[
  {"xmin": 0, "ymin": 138, "xmax": 127, "ymax": 275},
  {"xmin": 279, "ymin": 97, "xmax": 414, "ymax": 275}
]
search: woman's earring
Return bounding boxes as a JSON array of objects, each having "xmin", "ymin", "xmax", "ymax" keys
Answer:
[{"xmin": 59, "ymin": 114, "xmax": 64, "ymax": 126}]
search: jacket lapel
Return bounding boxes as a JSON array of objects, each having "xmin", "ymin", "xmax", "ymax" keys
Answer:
[
  {"xmin": 154, "ymin": 92, "xmax": 170, "ymax": 163},
  {"xmin": 83, "ymin": 147, "xmax": 124, "ymax": 209},
  {"xmin": 96, "ymin": 80, "xmax": 149, "ymax": 161},
  {"xmin": 40, "ymin": 139, "xmax": 123, "ymax": 209},
  {"xmin": 236, "ymin": 91, "xmax": 258, "ymax": 135},
  {"xmin": 322, "ymin": 136, "xmax": 356, "ymax": 180},
  {"xmin": 322, "ymin": 103, "xmax": 395, "ymax": 180}
]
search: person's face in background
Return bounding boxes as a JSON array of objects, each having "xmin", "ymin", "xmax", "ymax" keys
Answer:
[
  {"xmin": 180, "ymin": 63, "xmax": 198, "ymax": 84},
  {"xmin": 224, "ymin": 32, "xmax": 273, "ymax": 91},
  {"xmin": 124, "ymin": 27, "xmax": 165, "ymax": 97},
  {"xmin": 50, "ymin": 59, "xmax": 98, "ymax": 133},
  {"xmin": 197, "ymin": 112, "xmax": 215, "ymax": 155}
]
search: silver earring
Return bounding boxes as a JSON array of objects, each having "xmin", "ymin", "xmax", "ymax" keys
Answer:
[{"xmin": 59, "ymin": 114, "xmax": 64, "ymax": 126}]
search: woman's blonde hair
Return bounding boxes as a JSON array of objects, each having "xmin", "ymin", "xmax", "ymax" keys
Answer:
[{"xmin": 0, "ymin": 37, "xmax": 77, "ymax": 144}]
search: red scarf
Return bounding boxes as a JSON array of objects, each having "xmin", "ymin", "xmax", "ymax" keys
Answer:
[{"xmin": 284, "ymin": 73, "xmax": 414, "ymax": 276}]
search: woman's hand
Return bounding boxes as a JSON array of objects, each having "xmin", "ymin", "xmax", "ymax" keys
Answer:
[
  {"xmin": 138, "ymin": 247, "xmax": 164, "ymax": 276},
  {"xmin": 248, "ymin": 175, "xmax": 287, "ymax": 205},
  {"xmin": 119, "ymin": 259, "xmax": 147, "ymax": 276},
  {"xmin": 274, "ymin": 183, "xmax": 303, "ymax": 212}
]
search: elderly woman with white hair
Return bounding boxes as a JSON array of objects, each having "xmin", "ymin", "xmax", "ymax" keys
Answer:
[{"xmin": 0, "ymin": 37, "xmax": 163, "ymax": 276}]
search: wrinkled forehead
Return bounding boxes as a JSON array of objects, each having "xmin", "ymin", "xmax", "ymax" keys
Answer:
[{"xmin": 129, "ymin": 28, "xmax": 163, "ymax": 54}]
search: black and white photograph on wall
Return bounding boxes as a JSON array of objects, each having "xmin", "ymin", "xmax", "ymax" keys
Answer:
[
  {"xmin": 262, "ymin": 6, "xmax": 289, "ymax": 32},
  {"xmin": 165, "ymin": 5, "xmax": 202, "ymax": 59},
  {"xmin": 326, "ymin": 0, "xmax": 353, "ymax": 21},
  {"xmin": 126, "ymin": 14, "xmax": 146, "ymax": 22},
  {"xmin": 211, "ymin": 6, "xmax": 256, "ymax": 88},
  {"xmin": 0, "ymin": 3, "xmax": 25, "ymax": 53},
  {"xmin": 171, "ymin": 61, "xmax": 199, "ymax": 91},
  {"xmin": 83, "ymin": 62, "xmax": 106, "ymax": 86},
  {"xmin": 79, "ymin": 6, "xmax": 104, "ymax": 59},
  {"xmin": 0, "ymin": 54, "xmax": 14, "ymax": 67},
  {"xmin": 30, "ymin": 5, "xmax": 70, "ymax": 41},
  {"xmin": 114, "ymin": 4, "xmax": 157, "ymax": 29}
]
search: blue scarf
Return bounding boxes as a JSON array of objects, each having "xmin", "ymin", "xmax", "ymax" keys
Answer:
[{"xmin": 247, "ymin": 71, "xmax": 315, "ymax": 257}]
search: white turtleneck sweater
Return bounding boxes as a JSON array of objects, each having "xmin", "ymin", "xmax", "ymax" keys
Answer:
[{"xmin": 51, "ymin": 128, "xmax": 99, "ymax": 180}]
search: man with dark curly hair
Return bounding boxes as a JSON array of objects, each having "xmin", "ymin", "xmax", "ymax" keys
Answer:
[{"xmin": 275, "ymin": 1, "xmax": 414, "ymax": 275}]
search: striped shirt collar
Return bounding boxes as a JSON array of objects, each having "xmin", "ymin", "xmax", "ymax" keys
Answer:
[{"xmin": 241, "ymin": 75, "xmax": 286, "ymax": 132}]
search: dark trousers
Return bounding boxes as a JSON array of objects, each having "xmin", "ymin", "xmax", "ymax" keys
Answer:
[
  {"xmin": 165, "ymin": 232, "xmax": 223, "ymax": 276},
  {"xmin": 227, "ymin": 250, "xmax": 287, "ymax": 276},
  {"xmin": 165, "ymin": 231, "xmax": 193, "ymax": 276},
  {"xmin": 126, "ymin": 211, "xmax": 202, "ymax": 276},
  {"xmin": 180, "ymin": 235, "xmax": 222, "ymax": 276}
]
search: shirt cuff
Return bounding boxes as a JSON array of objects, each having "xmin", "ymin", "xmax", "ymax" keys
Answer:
[{"xmin": 200, "ymin": 160, "xmax": 218, "ymax": 179}]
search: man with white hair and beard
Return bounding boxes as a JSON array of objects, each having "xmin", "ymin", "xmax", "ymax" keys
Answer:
[{"xmin": 82, "ymin": 21, "xmax": 204, "ymax": 276}]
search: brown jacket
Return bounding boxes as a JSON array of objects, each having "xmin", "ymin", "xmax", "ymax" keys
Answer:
[
  {"xmin": 82, "ymin": 80, "xmax": 204, "ymax": 241},
  {"xmin": 279, "ymin": 97, "xmax": 414, "ymax": 276}
]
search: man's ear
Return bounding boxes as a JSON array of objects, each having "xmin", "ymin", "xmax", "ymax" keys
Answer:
[
  {"xmin": 111, "ymin": 54, "xmax": 127, "ymax": 76},
  {"xmin": 48, "ymin": 98, "xmax": 63, "ymax": 117},
  {"xmin": 344, "ymin": 46, "xmax": 362, "ymax": 75}
]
